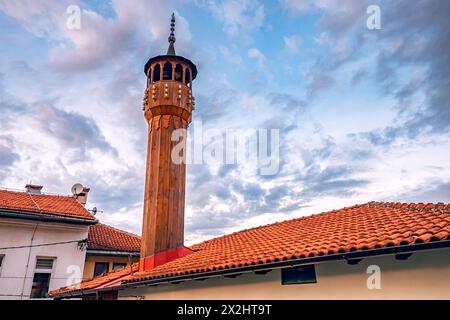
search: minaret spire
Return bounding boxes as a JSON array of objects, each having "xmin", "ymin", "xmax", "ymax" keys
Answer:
[{"xmin": 167, "ymin": 13, "xmax": 176, "ymax": 55}]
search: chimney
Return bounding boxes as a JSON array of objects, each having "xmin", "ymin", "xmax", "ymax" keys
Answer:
[
  {"xmin": 25, "ymin": 184, "xmax": 43, "ymax": 195},
  {"xmin": 140, "ymin": 14, "xmax": 197, "ymax": 271},
  {"xmin": 75, "ymin": 187, "xmax": 90, "ymax": 206}
]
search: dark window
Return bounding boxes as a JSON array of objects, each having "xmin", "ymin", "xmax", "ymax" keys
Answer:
[
  {"xmin": 163, "ymin": 62, "xmax": 172, "ymax": 80},
  {"xmin": 112, "ymin": 262, "xmax": 127, "ymax": 270},
  {"xmin": 174, "ymin": 64, "xmax": 183, "ymax": 82},
  {"xmin": 153, "ymin": 64, "xmax": 161, "ymax": 82},
  {"xmin": 0, "ymin": 255, "xmax": 4, "ymax": 274},
  {"xmin": 185, "ymin": 68, "xmax": 191, "ymax": 86},
  {"xmin": 281, "ymin": 265, "xmax": 317, "ymax": 285},
  {"xmin": 30, "ymin": 273, "xmax": 51, "ymax": 298},
  {"xmin": 94, "ymin": 262, "xmax": 109, "ymax": 277}
]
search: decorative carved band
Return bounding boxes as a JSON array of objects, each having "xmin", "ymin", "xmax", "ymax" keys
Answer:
[{"xmin": 149, "ymin": 115, "xmax": 188, "ymax": 132}]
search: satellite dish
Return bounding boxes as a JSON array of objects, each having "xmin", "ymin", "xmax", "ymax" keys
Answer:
[{"xmin": 71, "ymin": 183, "xmax": 84, "ymax": 195}]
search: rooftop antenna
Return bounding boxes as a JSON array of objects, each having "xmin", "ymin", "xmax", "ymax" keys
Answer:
[
  {"xmin": 71, "ymin": 183, "xmax": 84, "ymax": 196},
  {"xmin": 88, "ymin": 207, "xmax": 103, "ymax": 215}
]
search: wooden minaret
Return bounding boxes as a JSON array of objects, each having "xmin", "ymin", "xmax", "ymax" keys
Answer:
[{"xmin": 140, "ymin": 13, "xmax": 197, "ymax": 271}]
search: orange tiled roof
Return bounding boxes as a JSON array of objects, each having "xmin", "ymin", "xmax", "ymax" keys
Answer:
[
  {"xmin": 0, "ymin": 189, "xmax": 95, "ymax": 221},
  {"xmin": 88, "ymin": 223, "xmax": 141, "ymax": 252},
  {"xmin": 50, "ymin": 202, "xmax": 450, "ymax": 297},
  {"xmin": 50, "ymin": 263, "xmax": 140, "ymax": 296}
]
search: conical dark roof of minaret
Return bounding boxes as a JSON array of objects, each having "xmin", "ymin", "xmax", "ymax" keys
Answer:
[
  {"xmin": 167, "ymin": 13, "xmax": 176, "ymax": 55},
  {"xmin": 144, "ymin": 13, "xmax": 197, "ymax": 79}
]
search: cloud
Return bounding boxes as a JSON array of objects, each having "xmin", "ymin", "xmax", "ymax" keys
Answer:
[
  {"xmin": 399, "ymin": 181, "xmax": 450, "ymax": 204},
  {"xmin": 1, "ymin": 0, "xmax": 449, "ymax": 244},
  {"xmin": 306, "ymin": 71, "xmax": 335, "ymax": 98},
  {"xmin": 247, "ymin": 47, "xmax": 272, "ymax": 84},
  {"xmin": 280, "ymin": 0, "xmax": 312, "ymax": 14},
  {"xmin": 181, "ymin": 88, "xmax": 377, "ymax": 242},
  {"xmin": 28, "ymin": 103, "xmax": 117, "ymax": 158},
  {"xmin": 204, "ymin": 0, "xmax": 265, "ymax": 37},
  {"xmin": 219, "ymin": 45, "xmax": 243, "ymax": 65},
  {"xmin": 0, "ymin": 137, "xmax": 19, "ymax": 181},
  {"xmin": 283, "ymin": 0, "xmax": 450, "ymax": 143},
  {"xmin": 0, "ymin": 0, "xmax": 191, "ymax": 73},
  {"xmin": 0, "ymin": 72, "xmax": 141, "ymax": 221},
  {"xmin": 248, "ymin": 47, "xmax": 266, "ymax": 66},
  {"xmin": 0, "ymin": 137, "xmax": 19, "ymax": 166},
  {"xmin": 283, "ymin": 35, "xmax": 302, "ymax": 56},
  {"xmin": 0, "ymin": 0, "xmax": 66, "ymax": 37}
]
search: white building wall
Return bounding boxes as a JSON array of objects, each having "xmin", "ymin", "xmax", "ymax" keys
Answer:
[
  {"xmin": 0, "ymin": 218, "xmax": 89, "ymax": 299},
  {"xmin": 120, "ymin": 248, "xmax": 450, "ymax": 300}
]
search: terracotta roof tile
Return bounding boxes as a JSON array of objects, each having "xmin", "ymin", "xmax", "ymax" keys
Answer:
[
  {"xmin": 0, "ymin": 189, "xmax": 95, "ymax": 221},
  {"xmin": 50, "ymin": 263, "xmax": 140, "ymax": 296},
  {"xmin": 50, "ymin": 201, "xmax": 450, "ymax": 296},
  {"xmin": 88, "ymin": 223, "xmax": 141, "ymax": 252}
]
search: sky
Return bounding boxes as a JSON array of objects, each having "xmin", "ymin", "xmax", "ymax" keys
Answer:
[{"xmin": 0, "ymin": 0, "xmax": 449, "ymax": 244}]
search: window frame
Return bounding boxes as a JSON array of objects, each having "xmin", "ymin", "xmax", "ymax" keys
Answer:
[
  {"xmin": 30, "ymin": 272, "xmax": 52, "ymax": 299},
  {"xmin": 112, "ymin": 262, "xmax": 127, "ymax": 270},
  {"xmin": 31, "ymin": 256, "xmax": 56, "ymax": 299},
  {"xmin": 35, "ymin": 257, "xmax": 55, "ymax": 270},
  {"xmin": 281, "ymin": 265, "xmax": 317, "ymax": 285},
  {"xmin": 93, "ymin": 261, "xmax": 110, "ymax": 277}
]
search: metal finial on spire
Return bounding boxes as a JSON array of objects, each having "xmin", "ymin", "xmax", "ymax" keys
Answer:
[{"xmin": 167, "ymin": 13, "xmax": 176, "ymax": 55}]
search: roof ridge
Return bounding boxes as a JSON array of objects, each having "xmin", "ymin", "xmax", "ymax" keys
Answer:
[
  {"xmin": 366, "ymin": 201, "xmax": 450, "ymax": 211},
  {"xmin": 96, "ymin": 222, "xmax": 141, "ymax": 238},
  {"xmin": 191, "ymin": 202, "xmax": 369, "ymax": 249},
  {"xmin": 0, "ymin": 188, "xmax": 74, "ymax": 199},
  {"xmin": 0, "ymin": 188, "xmax": 95, "ymax": 221},
  {"xmin": 191, "ymin": 201, "xmax": 450, "ymax": 249}
]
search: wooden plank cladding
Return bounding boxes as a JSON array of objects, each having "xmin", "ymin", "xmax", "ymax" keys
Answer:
[{"xmin": 140, "ymin": 55, "xmax": 195, "ymax": 262}]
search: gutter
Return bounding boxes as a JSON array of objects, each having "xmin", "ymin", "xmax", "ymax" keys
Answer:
[
  {"xmin": 87, "ymin": 250, "xmax": 140, "ymax": 257},
  {"xmin": 0, "ymin": 209, "xmax": 97, "ymax": 226},
  {"xmin": 52, "ymin": 239, "xmax": 450, "ymax": 299}
]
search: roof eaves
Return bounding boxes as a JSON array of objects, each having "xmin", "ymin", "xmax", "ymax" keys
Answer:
[
  {"xmin": 86, "ymin": 249, "xmax": 140, "ymax": 257},
  {"xmin": 51, "ymin": 239, "xmax": 450, "ymax": 299},
  {"xmin": 0, "ymin": 209, "xmax": 98, "ymax": 225},
  {"xmin": 119, "ymin": 239, "xmax": 450, "ymax": 288}
]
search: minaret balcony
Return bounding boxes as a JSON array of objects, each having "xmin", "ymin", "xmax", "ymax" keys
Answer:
[{"xmin": 143, "ymin": 80, "xmax": 194, "ymax": 122}]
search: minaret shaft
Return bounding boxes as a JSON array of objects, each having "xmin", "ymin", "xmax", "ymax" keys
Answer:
[
  {"xmin": 139, "ymin": 14, "xmax": 197, "ymax": 271},
  {"xmin": 141, "ymin": 115, "xmax": 188, "ymax": 258}
]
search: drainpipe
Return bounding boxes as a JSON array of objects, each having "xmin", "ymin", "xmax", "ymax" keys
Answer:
[{"xmin": 20, "ymin": 222, "xmax": 39, "ymax": 300}]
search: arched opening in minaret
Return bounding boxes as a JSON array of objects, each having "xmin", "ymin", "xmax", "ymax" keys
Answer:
[
  {"xmin": 153, "ymin": 64, "xmax": 161, "ymax": 82},
  {"xmin": 163, "ymin": 62, "xmax": 173, "ymax": 80},
  {"xmin": 174, "ymin": 64, "xmax": 183, "ymax": 82},
  {"xmin": 185, "ymin": 68, "xmax": 191, "ymax": 87},
  {"xmin": 147, "ymin": 67, "xmax": 152, "ymax": 87}
]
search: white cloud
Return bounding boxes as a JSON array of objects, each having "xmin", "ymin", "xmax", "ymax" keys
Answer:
[
  {"xmin": 0, "ymin": 0, "xmax": 67, "ymax": 37},
  {"xmin": 1, "ymin": 0, "xmax": 450, "ymax": 244},
  {"xmin": 283, "ymin": 35, "xmax": 302, "ymax": 56},
  {"xmin": 219, "ymin": 46, "xmax": 243, "ymax": 65},
  {"xmin": 205, "ymin": 0, "xmax": 265, "ymax": 37},
  {"xmin": 248, "ymin": 47, "xmax": 266, "ymax": 66},
  {"xmin": 280, "ymin": 0, "xmax": 312, "ymax": 14},
  {"xmin": 0, "ymin": 0, "xmax": 193, "ymax": 72}
]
